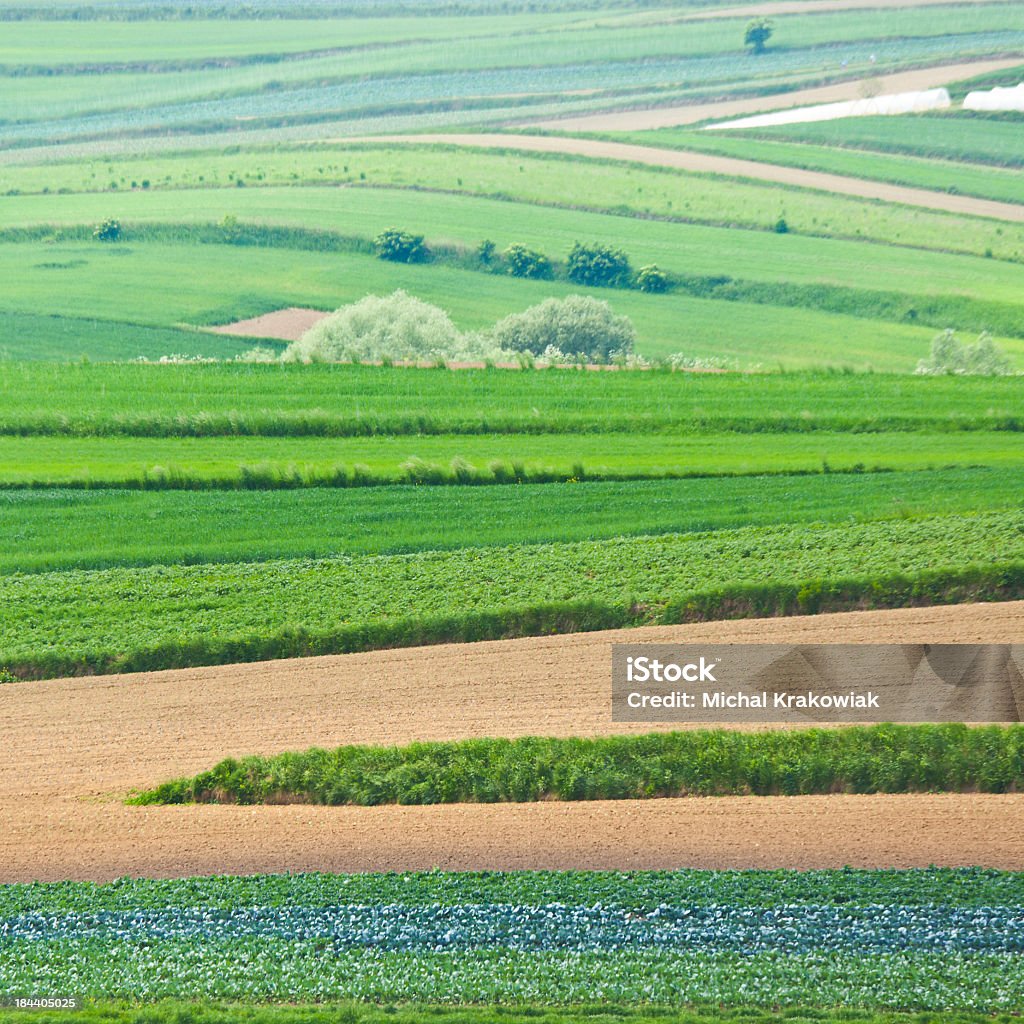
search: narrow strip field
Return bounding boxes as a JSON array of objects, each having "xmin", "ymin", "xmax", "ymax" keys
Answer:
[
  {"xmin": 374, "ymin": 134, "xmax": 1024, "ymax": 222},
  {"xmin": 1, "ymin": 603, "xmax": 1023, "ymax": 882}
]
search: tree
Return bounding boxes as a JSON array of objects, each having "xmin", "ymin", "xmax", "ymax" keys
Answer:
[
  {"xmin": 93, "ymin": 218, "xmax": 121, "ymax": 242},
  {"xmin": 744, "ymin": 18, "xmax": 773, "ymax": 54},
  {"xmin": 916, "ymin": 329, "xmax": 1012, "ymax": 376},
  {"xmin": 566, "ymin": 242, "xmax": 631, "ymax": 288},
  {"xmin": 635, "ymin": 265, "xmax": 670, "ymax": 293},
  {"xmin": 504, "ymin": 243, "xmax": 553, "ymax": 280},
  {"xmin": 374, "ymin": 227, "xmax": 429, "ymax": 263},
  {"xmin": 490, "ymin": 295, "xmax": 636, "ymax": 362}
]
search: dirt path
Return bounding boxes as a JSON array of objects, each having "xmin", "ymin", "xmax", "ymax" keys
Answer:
[
  {"xmin": 525, "ymin": 57, "xmax": 1023, "ymax": 131},
  {"xmin": 369, "ymin": 128, "xmax": 1024, "ymax": 222},
  {"xmin": 682, "ymin": 0, "xmax": 1014, "ymax": 21},
  {"xmin": 2, "ymin": 601, "xmax": 1023, "ymax": 882}
]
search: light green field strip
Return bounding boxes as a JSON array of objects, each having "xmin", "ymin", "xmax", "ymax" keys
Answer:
[
  {"xmin": 1, "ymin": 364, "xmax": 1016, "ymax": 433},
  {"xmin": 1, "ymin": 6, "xmax": 1017, "ymax": 69},
  {"xmin": 710, "ymin": 112, "xmax": 1024, "ymax": 168},
  {"xmin": 0, "ymin": 431, "xmax": 1019, "ymax": 487},
  {"xmin": 602, "ymin": 127, "xmax": 1024, "ymax": 205},
  {"xmin": 0, "ymin": 241, "xmax": 968, "ymax": 370},
  {"xmin": 1, "ymin": 467, "xmax": 1017, "ymax": 574},
  {"xmin": 5, "ymin": 145, "xmax": 1024, "ymax": 264}
]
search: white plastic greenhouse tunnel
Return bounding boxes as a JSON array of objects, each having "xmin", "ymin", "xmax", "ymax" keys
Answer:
[
  {"xmin": 963, "ymin": 83, "xmax": 1024, "ymax": 111},
  {"xmin": 704, "ymin": 88, "xmax": 952, "ymax": 130}
]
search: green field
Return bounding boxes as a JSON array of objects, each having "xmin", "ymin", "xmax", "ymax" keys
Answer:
[
  {"xmin": 739, "ymin": 114, "xmax": 1024, "ymax": 169},
  {"xmin": 0, "ymin": 431, "xmax": 1020, "ymax": 488},
  {"xmin": 2, "ymin": 869, "xmax": 1023, "ymax": 1009},
  {"xmin": 3, "ymin": 364, "xmax": 1019, "ymax": 434},
  {"xmin": 3, "ymin": 509, "xmax": 1021, "ymax": 678},
  {"xmin": 2, "ymin": 466, "xmax": 1018, "ymax": 573},
  {"xmin": 605, "ymin": 123, "xmax": 1024, "ymax": 204}
]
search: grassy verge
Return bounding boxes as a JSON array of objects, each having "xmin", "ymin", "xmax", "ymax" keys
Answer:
[
  {"xmin": 1, "ymin": 510, "xmax": 1021, "ymax": 678},
  {"xmin": 132, "ymin": 724, "xmax": 1024, "ymax": 806}
]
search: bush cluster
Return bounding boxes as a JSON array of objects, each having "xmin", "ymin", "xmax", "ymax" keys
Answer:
[
  {"xmin": 283, "ymin": 291, "xmax": 636, "ymax": 365},
  {"xmin": 917, "ymin": 329, "xmax": 1012, "ymax": 376}
]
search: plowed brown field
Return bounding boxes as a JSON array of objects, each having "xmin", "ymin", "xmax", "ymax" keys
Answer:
[{"xmin": 3, "ymin": 602, "xmax": 1023, "ymax": 882}]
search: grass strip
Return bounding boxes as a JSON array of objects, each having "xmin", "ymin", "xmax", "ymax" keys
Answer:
[{"xmin": 132, "ymin": 724, "xmax": 1024, "ymax": 806}]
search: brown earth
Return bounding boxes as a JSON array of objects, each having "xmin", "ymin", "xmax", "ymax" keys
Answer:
[
  {"xmin": 208, "ymin": 307, "xmax": 329, "ymax": 342},
  {"xmin": 2, "ymin": 601, "xmax": 1023, "ymax": 882},
  {"xmin": 681, "ymin": 0, "xmax": 1015, "ymax": 21},
  {"xmin": 369, "ymin": 130, "xmax": 1024, "ymax": 222}
]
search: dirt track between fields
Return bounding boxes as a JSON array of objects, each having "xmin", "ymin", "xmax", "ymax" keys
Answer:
[
  {"xmin": 682, "ymin": 0, "xmax": 1014, "ymax": 21},
  {"xmin": 370, "ymin": 127, "xmax": 1024, "ymax": 222},
  {"xmin": 2, "ymin": 602, "xmax": 1023, "ymax": 882},
  {"xmin": 526, "ymin": 57, "xmax": 1024, "ymax": 131}
]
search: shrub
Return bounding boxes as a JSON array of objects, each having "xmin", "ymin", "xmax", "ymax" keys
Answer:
[
  {"xmin": 917, "ymin": 329, "xmax": 1013, "ymax": 376},
  {"xmin": 0, "ymin": 667, "xmax": 18, "ymax": 684},
  {"xmin": 93, "ymin": 218, "xmax": 121, "ymax": 242},
  {"xmin": 374, "ymin": 227, "xmax": 429, "ymax": 264},
  {"xmin": 284, "ymin": 290, "xmax": 471, "ymax": 364},
  {"xmin": 476, "ymin": 239, "xmax": 497, "ymax": 264},
  {"xmin": 566, "ymin": 242, "xmax": 632, "ymax": 288},
  {"xmin": 636, "ymin": 264, "xmax": 670, "ymax": 293},
  {"xmin": 504, "ymin": 243, "xmax": 553, "ymax": 279},
  {"xmin": 774, "ymin": 217, "xmax": 789, "ymax": 234},
  {"xmin": 490, "ymin": 295, "xmax": 636, "ymax": 362}
]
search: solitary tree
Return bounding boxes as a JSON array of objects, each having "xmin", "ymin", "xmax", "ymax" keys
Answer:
[{"xmin": 744, "ymin": 18, "xmax": 773, "ymax": 54}]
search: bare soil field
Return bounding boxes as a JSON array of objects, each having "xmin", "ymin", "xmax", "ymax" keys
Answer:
[
  {"xmin": 376, "ymin": 130, "xmax": 1024, "ymax": 221},
  {"xmin": 208, "ymin": 307, "xmax": 328, "ymax": 342},
  {"xmin": 525, "ymin": 57, "xmax": 1023, "ymax": 131},
  {"xmin": 2, "ymin": 601, "xmax": 1023, "ymax": 882}
]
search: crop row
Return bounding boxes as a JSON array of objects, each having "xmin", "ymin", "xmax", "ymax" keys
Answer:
[
  {"xmin": 2, "ymin": 466, "xmax": 1017, "ymax": 575},
  {"xmin": 1, "ymin": 945, "xmax": 1020, "ymax": 1007},
  {"xmin": 6, "ymin": 867, "xmax": 1023, "ymax": 916},
  {"xmin": 7, "ymin": 902, "xmax": 1024, "ymax": 952},
  {"xmin": 0, "ymin": 364, "xmax": 1019, "ymax": 436},
  {"xmin": 2, "ymin": 510, "xmax": 1022, "ymax": 677},
  {"xmin": 133, "ymin": 725, "xmax": 1024, "ymax": 806}
]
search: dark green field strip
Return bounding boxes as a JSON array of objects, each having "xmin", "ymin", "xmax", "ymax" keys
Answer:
[
  {"xmin": 6, "ymin": 866, "xmax": 1023, "ymax": 915},
  {"xmin": 741, "ymin": 114, "xmax": 1024, "ymax": 170},
  {"xmin": 1, "ymin": 364, "xmax": 1020, "ymax": 435},
  {"xmin": 134, "ymin": 725, "xmax": 1024, "ymax": 807},
  {"xmin": 0, "ymin": 1006, "xmax": 1013, "ymax": 1024},
  {"xmin": 2, "ymin": 467, "xmax": 1018, "ymax": 574},
  {"xmin": 1, "ymin": 510, "xmax": 1021, "ymax": 678},
  {"xmin": 602, "ymin": 128, "xmax": 1024, "ymax": 206},
  {"xmin": 1, "ymin": 432, "xmax": 1021, "ymax": 490},
  {"xmin": 0, "ymin": 310, "xmax": 282, "ymax": 361}
]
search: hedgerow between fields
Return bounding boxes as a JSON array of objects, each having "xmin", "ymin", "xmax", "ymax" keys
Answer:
[{"xmin": 133, "ymin": 724, "xmax": 1024, "ymax": 806}]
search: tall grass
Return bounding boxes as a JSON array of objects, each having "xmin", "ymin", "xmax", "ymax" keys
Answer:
[{"xmin": 133, "ymin": 724, "xmax": 1024, "ymax": 806}]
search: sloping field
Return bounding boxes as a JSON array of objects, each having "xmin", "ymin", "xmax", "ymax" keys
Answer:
[
  {"xmin": 528, "ymin": 57, "xmax": 1023, "ymax": 130},
  {"xmin": 376, "ymin": 133, "xmax": 1024, "ymax": 221},
  {"xmin": 2, "ymin": 601, "xmax": 1022, "ymax": 882}
]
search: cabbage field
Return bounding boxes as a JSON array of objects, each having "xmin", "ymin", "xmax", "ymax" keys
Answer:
[{"xmin": 2, "ymin": 869, "xmax": 1024, "ymax": 1008}]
